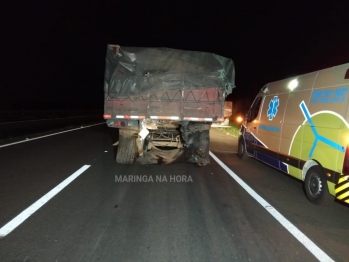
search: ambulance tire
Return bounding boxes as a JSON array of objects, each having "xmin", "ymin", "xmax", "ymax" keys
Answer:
[
  {"xmin": 237, "ymin": 137, "xmax": 247, "ymax": 160},
  {"xmin": 304, "ymin": 166, "xmax": 331, "ymax": 205},
  {"xmin": 116, "ymin": 131, "xmax": 137, "ymax": 164}
]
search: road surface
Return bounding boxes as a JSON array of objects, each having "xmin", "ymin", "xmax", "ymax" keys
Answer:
[{"xmin": 0, "ymin": 124, "xmax": 348, "ymax": 261}]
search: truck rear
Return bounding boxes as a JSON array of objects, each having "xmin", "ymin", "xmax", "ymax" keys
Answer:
[{"xmin": 103, "ymin": 45, "xmax": 235, "ymax": 165}]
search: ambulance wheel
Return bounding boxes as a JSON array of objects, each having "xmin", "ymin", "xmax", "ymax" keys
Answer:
[
  {"xmin": 237, "ymin": 137, "xmax": 247, "ymax": 160},
  {"xmin": 304, "ymin": 166, "xmax": 331, "ymax": 205}
]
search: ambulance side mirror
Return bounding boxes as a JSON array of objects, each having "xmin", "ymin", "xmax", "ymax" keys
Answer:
[
  {"xmin": 247, "ymin": 96, "xmax": 262, "ymax": 123},
  {"xmin": 345, "ymin": 69, "xmax": 349, "ymax": 79},
  {"xmin": 246, "ymin": 110, "xmax": 252, "ymax": 123}
]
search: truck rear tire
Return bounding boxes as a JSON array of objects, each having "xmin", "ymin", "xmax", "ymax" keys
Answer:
[
  {"xmin": 116, "ymin": 130, "xmax": 137, "ymax": 164},
  {"xmin": 304, "ymin": 165, "xmax": 332, "ymax": 205}
]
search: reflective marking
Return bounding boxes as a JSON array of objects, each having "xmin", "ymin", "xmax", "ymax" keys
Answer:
[
  {"xmin": 335, "ymin": 182, "xmax": 349, "ymax": 193},
  {"xmin": 0, "ymin": 165, "xmax": 91, "ymax": 238},
  {"xmin": 209, "ymin": 151, "xmax": 335, "ymax": 262},
  {"xmin": 150, "ymin": 116, "xmax": 179, "ymax": 120},
  {"xmin": 299, "ymin": 101, "xmax": 345, "ymax": 157},
  {"xmin": 115, "ymin": 115, "xmax": 145, "ymax": 119},
  {"xmin": 337, "ymin": 190, "xmax": 349, "ymax": 200},
  {"xmin": 338, "ymin": 175, "xmax": 349, "ymax": 184},
  {"xmin": 183, "ymin": 117, "xmax": 213, "ymax": 121},
  {"xmin": 0, "ymin": 123, "xmax": 104, "ymax": 148}
]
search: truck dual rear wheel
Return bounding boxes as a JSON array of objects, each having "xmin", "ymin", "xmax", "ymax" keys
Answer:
[
  {"xmin": 304, "ymin": 165, "xmax": 331, "ymax": 205},
  {"xmin": 116, "ymin": 130, "xmax": 137, "ymax": 164}
]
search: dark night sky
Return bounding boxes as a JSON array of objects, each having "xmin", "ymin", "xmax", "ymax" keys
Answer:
[{"xmin": 2, "ymin": 1, "xmax": 349, "ymax": 110}]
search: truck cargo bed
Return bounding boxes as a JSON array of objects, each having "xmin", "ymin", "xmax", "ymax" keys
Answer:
[{"xmin": 105, "ymin": 87, "xmax": 224, "ymax": 122}]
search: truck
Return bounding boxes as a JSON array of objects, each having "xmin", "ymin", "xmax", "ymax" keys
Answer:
[
  {"xmin": 238, "ymin": 62, "xmax": 349, "ymax": 205},
  {"xmin": 103, "ymin": 45, "xmax": 235, "ymax": 166}
]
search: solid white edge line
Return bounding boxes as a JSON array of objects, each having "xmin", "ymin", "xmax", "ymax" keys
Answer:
[
  {"xmin": 0, "ymin": 165, "xmax": 91, "ymax": 238},
  {"xmin": 0, "ymin": 115, "xmax": 100, "ymax": 125},
  {"xmin": 209, "ymin": 151, "xmax": 334, "ymax": 262},
  {"xmin": 0, "ymin": 122, "xmax": 104, "ymax": 148}
]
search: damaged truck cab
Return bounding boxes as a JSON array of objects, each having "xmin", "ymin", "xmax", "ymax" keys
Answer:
[{"xmin": 103, "ymin": 45, "xmax": 234, "ymax": 165}]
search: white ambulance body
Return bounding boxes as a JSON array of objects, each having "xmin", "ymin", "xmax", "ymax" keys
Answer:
[{"xmin": 238, "ymin": 63, "xmax": 349, "ymax": 204}]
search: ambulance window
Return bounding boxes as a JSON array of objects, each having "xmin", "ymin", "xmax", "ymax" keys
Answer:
[{"xmin": 248, "ymin": 97, "xmax": 262, "ymax": 122}]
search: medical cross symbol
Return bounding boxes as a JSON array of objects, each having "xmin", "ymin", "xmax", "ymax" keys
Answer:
[{"xmin": 267, "ymin": 96, "xmax": 279, "ymax": 120}]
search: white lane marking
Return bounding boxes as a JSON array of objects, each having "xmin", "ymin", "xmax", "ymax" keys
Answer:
[
  {"xmin": 0, "ymin": 115, "xmax": 100, "ymax": 125},
  {"xmin": 211, "ymin": 150, "xmax": 238, "ymax": 153},
  {"xmin": 0, "ymin": 123, "xmax": 104, "ymax": 148},
  {"xmin": 0, "ymin": 165, "xmax": 91, "ymax": 238},
  {"xmin": 209, "ymin": 151, "xmax": 334, "ymax": 262}
]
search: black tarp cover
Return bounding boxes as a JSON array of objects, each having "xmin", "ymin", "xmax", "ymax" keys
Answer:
[{"xmin": 104, "ymin": 45, "xmax": 235, "ymax": 97}]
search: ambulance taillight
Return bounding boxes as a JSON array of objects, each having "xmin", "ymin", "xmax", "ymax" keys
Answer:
[{"xmin": 341, "ymin": 146, "xmax": 349, "ymax": 175}]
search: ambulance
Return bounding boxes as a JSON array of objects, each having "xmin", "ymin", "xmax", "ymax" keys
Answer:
[{"xmin": 238, "ymin": 63, "xmax": 349, "ymax": 205}]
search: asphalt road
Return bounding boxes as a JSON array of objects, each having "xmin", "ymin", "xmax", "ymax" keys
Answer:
[{"xmin": 0, "ymin": 124, "xmax": 348, "ymax": 262}]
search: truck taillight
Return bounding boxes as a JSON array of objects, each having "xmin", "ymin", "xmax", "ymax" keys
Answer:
[
  {"xmin": 114, "ymin": 121, "xmax": 127, "ymax": 127},
  {"xmin": 104, "ymin": 114, "xmax": 111, "ymax": 119},
  {"xmin": 342, "ymin": 146, "xmax": 349, "ymax": 174}
]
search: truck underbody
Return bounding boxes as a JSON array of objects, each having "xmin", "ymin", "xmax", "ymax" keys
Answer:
[{"xmin": 109, "ymin": 119, "xmax": 211, "ymax": 165}]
